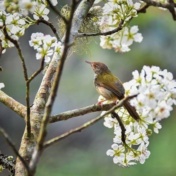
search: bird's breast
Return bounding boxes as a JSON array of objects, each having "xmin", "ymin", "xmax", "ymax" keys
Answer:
[{"xmin": 95, "ymin": 85, "xmax": 117, "ymax": 101}]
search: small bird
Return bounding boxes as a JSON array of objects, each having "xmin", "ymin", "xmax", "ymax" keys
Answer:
[{"xmin": 86, "ymin": 61, "xmax": 140, "ymax": 121}]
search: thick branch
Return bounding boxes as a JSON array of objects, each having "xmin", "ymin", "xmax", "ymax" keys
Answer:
[
  {"xmin": 30, "ymin": 5, "xmax": 76, "ymax": 172},
  {"xmin": 39, "ymin": 0, "xmax": 75, "ymax": 154},
  {"xmin": 0, "ymin": 90, "xmax": 26, "ymax": 118},
  {"xmin": 28, "ymin": 0, "xmax": 96, "ymax": 174},
  {"xmin": 49, "ymin": 102, "xmax": 116, "ymax": 123}
]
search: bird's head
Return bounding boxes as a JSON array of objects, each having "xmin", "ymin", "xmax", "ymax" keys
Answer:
[{"xmin": 86, "ymin": 61, "xmax": 110, "ymax": 75}]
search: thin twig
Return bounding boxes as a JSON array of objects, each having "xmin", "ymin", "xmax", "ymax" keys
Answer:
[
  {"xmin": 2, "ymin": 25, "xmax": 28, "ymax": 82},
  {"xmin": 0, "ymin": 128, "xmax": 31, "ymax": 175},
  {"xmin": 141, "ymin": 0, "xmax": 176, "ymax": 20},
  {"xmin": 26, "ymin": 82, "xmax": 31, "ymax": 138},
  {"xmin": 37, "ymin": 19, "xmax": 61, "ymax": 41},
  {"xmin": 111, "ymin": 112, "xmax": 126, "ymax": 145},
  {"xmin": 77, "ymin": 20, "xmax": 124, "ymax": 37},
  {"xmin": 27, "ymin": 57, "xmax": 45, "ymax": 83},
  {"xmin": 3, "ymin": 22, "xmax": 31, "ymax": 138},
  {"xmin": 137, "ymin": 4, "xmax": 150, "ymax": 13},
  {"xmin": 44, "ymin": 95, "xmax": 136, "ymax": 148},
  {"xmin": 49, "ymin": 102, "xmax": 116, "ymax": 123},
  {"xmin": 46, "ymin": 0, "xmax": 68, "ymax": 24}
]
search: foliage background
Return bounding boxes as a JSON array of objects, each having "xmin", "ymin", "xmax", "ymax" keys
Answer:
[{"xmin": 0, "ymin": 5, "xmax": 176, "ymax": 176}]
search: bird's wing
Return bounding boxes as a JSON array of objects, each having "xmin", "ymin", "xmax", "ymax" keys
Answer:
[{"xmin": 97, "ymin": 81, "xmax": 125, "ymax": 99}]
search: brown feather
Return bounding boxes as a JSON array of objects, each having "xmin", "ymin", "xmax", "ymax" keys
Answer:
[{"xmin": 95, "ymin": 73, "xmax": 124, "ymax": 99}]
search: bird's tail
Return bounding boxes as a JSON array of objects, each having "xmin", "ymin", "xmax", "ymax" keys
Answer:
[{"xmin": 124, "ymin": 101, "xmax": 140, "ymax": 121}]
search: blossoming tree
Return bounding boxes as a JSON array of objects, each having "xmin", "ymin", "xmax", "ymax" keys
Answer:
[{"xmin": 0, "ymin": 0, "xmax": 176, "ymax": 176}]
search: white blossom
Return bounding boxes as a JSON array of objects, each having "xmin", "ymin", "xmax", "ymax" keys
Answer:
[
  {"xmin": 50, "ymin": 0, "xmax": 58, "ymax": 6},
  {"xmin": 29, "ymin": 32, "xmax": 63, "ymax": 63},
  {"xmin": 153, "ymin": 121, "xmax": 162, "ymax": 133},
  {"xmin": 29, "ymin": 32, "xmax": 44, "ymax": 49},
  {"xmin": 104, "ymin": 66, "xmax": 176, "ymax": 166},
  {"xmin": 97, "ymin": 0, "xmax": 143, "ymax": 52},
  {"xmin": 0, "ymin": 1, "xmax": 52, "ymax": 52},
  {"xmin": 104, "ymin": 116, "xmax": 117, "ymax": 128},
  {"xmin": 137, "ymin": 143, "xmax": 150, "ymax": 164},
  {"xmin": 33, "ymin": 4, "xmax": 50, "ymax": 21},
  {"xmin": 0, "ymin": 83, "xmax": 5, "ymax": 89},
  {"xmin": 18, "ymin": 0, "xmax": 51, "ymax": 19},
  {"xmin": 0, "ymin": 0, "xmax": 5, "ymax": 11},
  {"xmin": 0, "ymin": 12, "xmax": 28, "ymax": 52},
  {"xmin": 94, "ymin": 0, "xmax": 102, "ymax": 4}
]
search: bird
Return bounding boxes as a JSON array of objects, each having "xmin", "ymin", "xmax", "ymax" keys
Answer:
[{"xmin": 86, "ymin": 61, "xmax": 140, "ymax": 121}]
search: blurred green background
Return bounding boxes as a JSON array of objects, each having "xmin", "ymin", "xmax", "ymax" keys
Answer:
[{"xmin": 0, "ymin": 4, "xmax": 176, "ymax": 176}]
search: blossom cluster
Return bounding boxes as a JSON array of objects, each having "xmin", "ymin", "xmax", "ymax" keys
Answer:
[
  {"xmin": 100, "ymin": 25, "xmax": 143, "ymax": 52},
  {"xmin": 0, "ymin": 12, "xmax": 28, "ymax": 52},
  {"xmin": 102, "ymin": 66, "xmax": 176, "ymax": 166},
  {"xmin": 20, "ymin": 0, "xmax": 57, "ymax": 17},
  {"xmin": 0, "ymin": 0, "xmax": 58, "ymax": 53},
  {"xmin": 96, "ymin": 0, "xmax": 143, "ymax": 52},
  {"xmin": 29, "ymin": 32, "xmax": 63, "ymax": 63},
  {"xmin": 4, "ymin": 0, "xmax": 57, "ymax": 18}
]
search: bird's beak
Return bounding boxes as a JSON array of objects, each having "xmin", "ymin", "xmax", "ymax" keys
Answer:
[
  {"xmin": 85, "ymin": 61, "xmax": 93, "ymax": 67},
  {"xmin": 85, "ymin": 60, "xmax": 92, "ymax": 65}
]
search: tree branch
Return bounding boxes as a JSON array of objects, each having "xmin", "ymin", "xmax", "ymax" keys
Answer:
[
  {"xmin": 29, "ymin": 2, "xmax": 76, "ymax": 172},
  {"xmin": 0, "ymin": 90, "xmax": 26, "ymax": 118},
  {"xmin": 36, "ymin": 19, "xmax": 61, "ymax": 41},
  {"xmin": 141, "ymin": 0, "xmax": 176, "ymax": 20},
  {"xmin": 46, "ymin": 0, "xmax": 68, "ymax": 24},
  {"xmin": 30, "ymin": 6, "xmax": 75, "ymax": 172},
  {"xmin": 49, "ymin": 102, "xmax": 116, "ymax": 123},
  {"xmin": 40, "ymin": 0, "xmax": 76, "ymax": 153},
  {"xmin": 77, "ymin": 20, "xmax": 124, "ymax": 37},
  {"xmin": 29, "ymin": 0, "xmax": 96, "ymax": 173},
  {"xmin": 44, "ymin": 95, "xmax": 135, "ymax": 148},
  {"xmin": 111, "ymin": 112, "xmax": 126, "ymax": 145},
  {"xmin": 3, "ymin": 22, "xmax": 31, "ymax": 138},
  {"xmin": 167, "ymin": 0, "xmax": 176, "ymax": 20},
  {"xmin": 32, "ymin": 0, "xmax": 96, "ymax": 112},
  {"xmin": 27, "ymin": 57, "xmax": 45, "ymax": 83},
  {"xmin": 77, "ymin": 0, "xmax": 176, "ymax": 38},
  {"xmin": 137, "ymin": 4, "xmax": 150, "ymax": 13}
]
